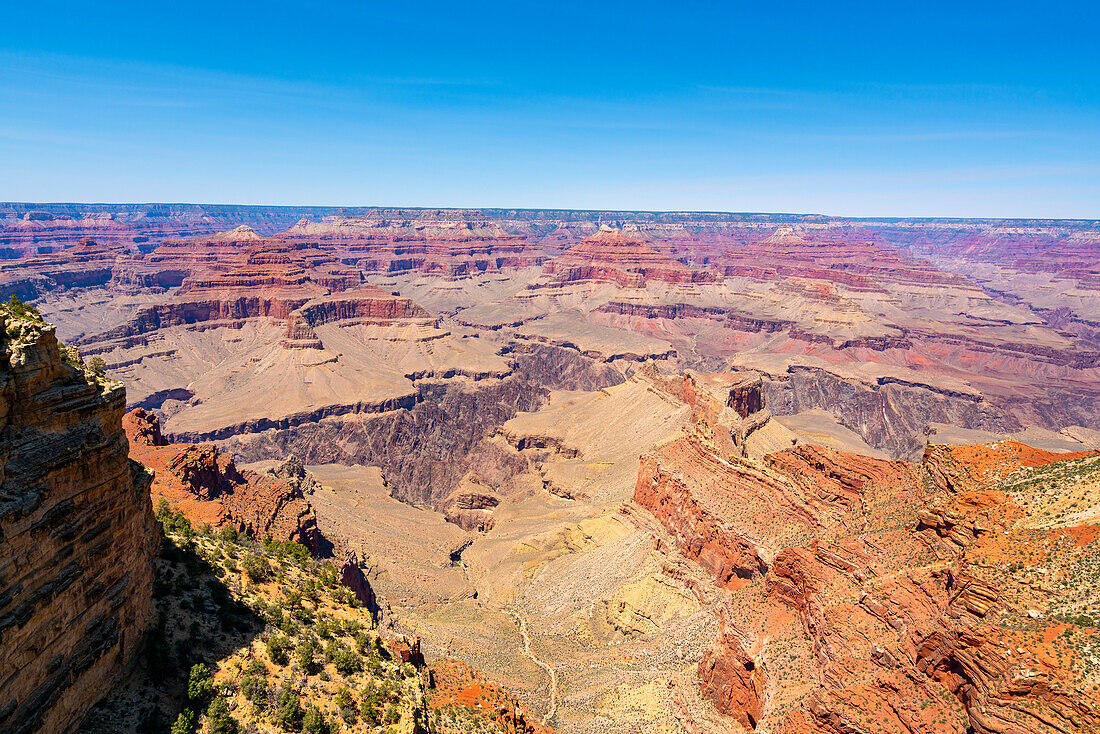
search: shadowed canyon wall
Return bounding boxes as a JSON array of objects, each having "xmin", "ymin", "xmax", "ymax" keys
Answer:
[{"xmin": 217, "ymin": 343, "xmax": 624, "ymax": 506}]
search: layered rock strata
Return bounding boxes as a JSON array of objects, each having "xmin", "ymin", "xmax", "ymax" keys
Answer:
[
  {"xmin": 633, "ymin": 372, "xmax": 1100, "ymax": 732},
  {"xmin": 0, "ymin": 313, "xmax": 158, "ymax": 734},
  {"xmin": 123, "ymin": 409, "xmax": 387, "ymax": 610},
  {"xmin": 124, "ymin": 409, "xmax": 324, "ymax": 552},
  {"xmin": 541, "ymin": 227, "xmax": 717, "ymax": 287}
]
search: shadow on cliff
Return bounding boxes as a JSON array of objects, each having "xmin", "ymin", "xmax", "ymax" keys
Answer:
[{"xmin": 82, "ymin": 529, "xmax": 266, "ymax": 734}]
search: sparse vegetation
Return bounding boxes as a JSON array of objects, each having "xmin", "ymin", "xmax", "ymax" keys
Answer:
[
  {"xmin": 1, "ymin": 294, "xmax": 44, "ymax": 326},
  {"xmin": 83, "ymin": 498, "xmax": 515, "ymax": 733},
  {"xmin": 2, "ymin": 296, "xmax": 119, "ymax": 383}
]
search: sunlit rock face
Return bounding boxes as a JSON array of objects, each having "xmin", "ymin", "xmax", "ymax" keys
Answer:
[
  {"xmin": 0, "ymin": 315, "xmax": 158, "ymax": 734},
  {"xmin": 634, "ymin": 374, "xmax": 1100, "ymax": 731}
]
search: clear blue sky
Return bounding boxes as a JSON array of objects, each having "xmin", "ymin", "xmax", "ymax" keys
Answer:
[{"xmin": 2, "ymin": 1, "xmax": 1097, "ymax": 217}]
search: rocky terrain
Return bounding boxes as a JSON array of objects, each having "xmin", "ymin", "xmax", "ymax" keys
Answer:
[
  {"xmin": 124, "ymin": 408, "xmax": 327, "ymax": 556},
  {"xmin": 541, "ymin": 226, "xmax": 717, "ymax": 287},
  {"xmin": 2, "ymin": 205, "xmax": 1099, "ymax": 732},
  {"xmin": 3, "ymin": 207, "xmax": 1097, "ymax": 466},
  {"xmin": 634, "ymin": 377, "xmax": 1100, "ymax": 732},
  {"xmin": 0, "ymin": 300, "xmax": 158, "ymax": 734},
  {"xmin": 81, "ymin": 503, "xmax": 548, "ymax": 734}
]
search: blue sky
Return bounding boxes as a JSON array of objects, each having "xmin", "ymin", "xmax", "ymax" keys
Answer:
[{"xmin": 2, "ymin": 1, "xmax": 1097, "ymax": 217}]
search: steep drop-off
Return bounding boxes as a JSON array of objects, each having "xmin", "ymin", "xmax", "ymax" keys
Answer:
[
  {"xmin": 219, "ymin": 343, "xmax": 625, "ymax": 507},
  {"xmin": 0, "ymin": 309, "xmax": 158, "ymax": 733}
]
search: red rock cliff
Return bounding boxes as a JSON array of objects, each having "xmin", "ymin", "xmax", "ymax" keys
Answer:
[{"xmin": 633, "ymin": 368, "xmax": 1100, "ymax": 732}]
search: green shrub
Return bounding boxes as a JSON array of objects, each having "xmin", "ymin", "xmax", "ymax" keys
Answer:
[
  {"xmin": 187, "ymin": 663, "xmax": 213, "ymax": 703},
  {"xmin": 266, "ymin": 635, "xmax": 290, "ymax": 665},
  {"xmin": 243, "ymin": 553, "xmax": 270, "ymax": 582},
  {"xmin": 264, "ymin": 537, "xmax": 312, "ymax": 565},
  {"xmin": 335, "ymin": 685, "xmax": 357, "ymax": 724},
  {"xmin": 169, "ymin": 708, "xmax": 195, "ymax": 734},
  {"xmin": 273, "ymin": 684, "xmax": 304, "ymax": 731},
  {"xmin": 325, "ymin": 640, "xmax": 361, "ymax": 675},
  {"xmin": 318, "ymin": 563, "xmax": 338, "ymax": 587},
  {"xmin": 360, "ymin": 693, "xmax": 380, "ymax": 726},
  {"xmin": 384, "ymin": 705, "xmax": 400, "ymax": 724},
  {"xmin": 156, "ymin": 501, "xmax": 194, "ymax": 538},
  {"xmin": 302, "ymin": 706, "xmax": 330, "ymax": 734},
  {"xmin": 87, "ymin": 355, "xmax": 107, "ymax": 377},
  {"xmin": 206, "ymin": 696, "xmax": 238, "ymax": 734},
  {"xmin": 60, "ymin": 344, "xmax": 86, "ymax": 370},
  {"xmin": 2, "ymin": 295, "xmax": 43, "ymax": 323},
  {"xmin": 241, "ymin": 674, "xmax": 270, "ymax": 710},
  {"xmin": 295, "ymin": 640, "xmax": 319, "ymax": 675}
]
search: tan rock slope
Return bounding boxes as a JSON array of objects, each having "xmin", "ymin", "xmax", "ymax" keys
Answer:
[
  {"xmin": 4, "ymin": 210, "xmax": 1097, "ymax": 472},
  {"xmin": 0, "ymin": 207, "xmax": 1098, "ymax": 732}
]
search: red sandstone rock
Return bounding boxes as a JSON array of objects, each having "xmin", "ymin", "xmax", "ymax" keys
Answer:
[
  {"xmin": 634, "ymin": 447, "xmax": 769, "ymax": 588},
  {"xmin": 124, "ymin": 409, "xmax": 325, "ymax": 553},
  {"xmin": 698, "ymin": 613, "xmax": 765, "ymax": 729},
  {"xmin": 428, "ymin": 658, "xmax": 552, "ymax": 734},
  {"xmin": 281, "ymin": 212, "xmax": 547, "ymax": 277},
  {"xmin": 123, "ymin": 406, "xmax": 166, "ymax": 446},
  {"xmin": 710, "ymin": 225, "xmax": 966, "ymax": 289},
  {"xmin": 633, "ymin": 367, "xmax": 1100, "ymax": 732},
  {"xmin": 338, "ymin": 549, "xmax": 378, "ymax": 610},
  {"xmin": 923, "ymin": 440, "xmax": 1097, "ymax": 493},
  {"xmin": 0, "ymin": 314, "xmax": 158, "ymax": 734}
]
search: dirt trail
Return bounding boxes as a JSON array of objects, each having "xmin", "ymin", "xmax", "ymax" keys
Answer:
[{"xmin": 509, "ymin": 610, "xmax": 557, "ymax": 725}]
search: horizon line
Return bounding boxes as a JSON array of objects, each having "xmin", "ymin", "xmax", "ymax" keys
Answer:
[{"xmin": 2, "ymin": 201, "xmax": 1098, "ymax": 225}]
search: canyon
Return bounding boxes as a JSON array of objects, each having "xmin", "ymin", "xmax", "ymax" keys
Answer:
[{"xmin": 0, "ymin": 204, "xmax": 1098, "ymax": 732}]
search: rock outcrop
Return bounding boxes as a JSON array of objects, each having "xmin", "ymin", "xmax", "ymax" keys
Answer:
[
  {"xmin": 698, "ymin": 614, "xmax": 765, "ymax": 730},
  {"xmin": 0, "ymin": 312, "xmax": 158, "ymax": 733},
  {"xmin": 123, "ymin": 409, "xmax": 324, "ymax": 553},
  {"xmin": 217, "ymin": 343, "xmax": 624, "ymax": 508},
  {"xmin": 282, "ymin": 212, "xmax": 548, "ymax": 277},
  {"xmin": 922, "ymin": 439, "xmax": 1096, "ymax": 493},
  {"xmin": 124, "ymin": 410, "xmax": 392, "ymax": 611}
]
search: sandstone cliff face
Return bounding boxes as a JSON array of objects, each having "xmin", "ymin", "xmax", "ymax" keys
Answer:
[
  {"xmin": 697, "ymin": 613, "xmax": 765, "ymax": 730},
  {"xmin": 124, "ymin": 410, "xmax": 388, "ymax": 610},
  {"xmin": 0, "ymin": 314, "xmax": 158, "ymax": 733},
  {"xmin": 542, "ymin": 227, "xmax": 717, "ymax": 286}
]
